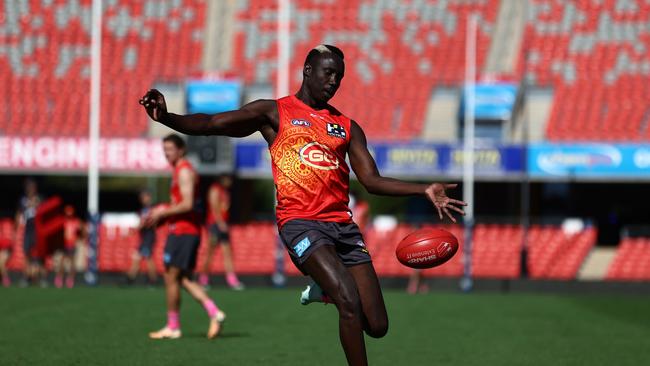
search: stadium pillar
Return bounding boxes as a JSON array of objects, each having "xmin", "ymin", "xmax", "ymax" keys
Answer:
[
  {"xmin": 86, "ymin": 0, "xmax": 102, "ymax": 286},
  {"xmin": 277, "ymin": 0, "xmax": 290, "ymax": 98},
  {"xmin": 461, "ymin": 15, "xmax": 478, "ymax": 292},
  {"xmin": 271, "ymin": 0, "xmax": 290, "ymax": 287},
  {"xmin": 520, "ymin": 35, "xmax": 532, "ymax": 278}
]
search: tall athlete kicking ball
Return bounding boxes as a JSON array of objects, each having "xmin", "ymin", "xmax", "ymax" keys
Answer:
[{"xmin": 140, "ymin": 45, "xmax": 466, "ymax": 364}]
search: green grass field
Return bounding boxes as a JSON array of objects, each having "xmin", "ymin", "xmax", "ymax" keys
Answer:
[{"xmin": 1, "ymin": 286, "xmax": 650, "ymax": 365}]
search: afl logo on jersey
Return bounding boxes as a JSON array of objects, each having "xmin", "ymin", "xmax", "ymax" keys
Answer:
[
  {"xmin": 299, "ymin": 142, "xmax": 340, "ymax": 170},
  {"xmin": 291, "ymin": 119, "xmax": 311, "ymax": 127}
]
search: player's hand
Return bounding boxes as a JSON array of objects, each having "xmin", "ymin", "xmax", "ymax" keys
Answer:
[
  {"xmin": 139, "ymin": 89, "xmax": 168, "ymax": 122},
  {"xmin": 425, "ymin": 183, "xmax": 467, "ymax": 223},
  {"xmin": 143, "ymin": 210, "xmax": 163, "ymax": 228}
]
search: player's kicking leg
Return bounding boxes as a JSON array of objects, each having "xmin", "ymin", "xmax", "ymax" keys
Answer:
[
  {"xmin": 347, "ymin": 263, "xmax": 388, "ymax": 338},
  {"xmin": 301, "ymin": 245, "xmax": 369, "ymax": 366},
  {"xmin": 149, "ymin": 266, "xmax": 182, "ymax": 339},
  {"xmin": 181, "ymin": 275, "xmax": 226, "ymax": 339},
  {"xmin": 301, "ymin": 263, "xmax": 388, "ymax": 339}
]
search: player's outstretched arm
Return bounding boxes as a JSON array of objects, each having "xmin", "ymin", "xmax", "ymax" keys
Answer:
[
  {"xmin": 139, "ymin": 89, "xmax": 276, "ymax": 137},
  {"xmin": 348, "ymin": 121, "xmax": 467, "ymax": 222}
]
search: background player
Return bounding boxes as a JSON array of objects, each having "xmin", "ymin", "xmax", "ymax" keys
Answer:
[
  {"xmin": 126, "ymin": 190, "xmax": 158, "ymax": 286},
  {"xmin": 139, "ymin": 45, "xmax": 465, "ymax": 364},
  {"xmin": 54, "ymin": 205, "xmax": 80, "ymax": 288},
  {"xmin": 199, "ymin": 175, "xmax": 244, "ymax": 290},
  {"xmin": 0, "ymin": 223, "xmax": 12, "ymax": 287},
  {"xmin": 16, "ymin": 179, "xmax": 45, "ymax": 287},
  {"xmin": 145, "ymin": 134, "xmax": 225, "ymax": 340}
]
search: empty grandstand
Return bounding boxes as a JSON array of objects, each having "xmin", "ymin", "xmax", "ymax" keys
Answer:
[{"xmin": 1, "ymin": 0, "xmax": 649, "ymax": 286}]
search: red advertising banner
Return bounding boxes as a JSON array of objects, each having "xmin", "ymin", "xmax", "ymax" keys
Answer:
[{"xmin": 0, "ymin": 137, "xmax": 169, "ymax": 173}]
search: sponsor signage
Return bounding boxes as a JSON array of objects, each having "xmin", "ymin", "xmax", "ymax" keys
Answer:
[
  {"xmin": 371, "ymin": 143, "xmax": 445, "ymax": 176},
  {"xmin": 460, "ymin": 83, "xmax": 518, "ymax": 121},
  {"xmin": 0, "ymin": 137, "xmax": 169, "ymax": 173},
  {"xmin": 528, "ymin": 143, "xmax": 650, "ymax": 178},
  {"xmin": 447, "ymin": 145, "xmax": 524, "ymax": 176},
  {"xmin": 235, "ymin": 142, "xmax": 524, "ymax": 178},
  {"xmin": 186, "ymin": 79, "xmax": 241, "ymax": 114}
]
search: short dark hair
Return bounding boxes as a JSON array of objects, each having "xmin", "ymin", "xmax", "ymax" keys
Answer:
[
  {"xmin": 304, "ymin": 44, "xmax": 344, "ymax": 66},
  {"xmin": 162, "ymin": 133, "xmax": 186, "ymax": 149}
]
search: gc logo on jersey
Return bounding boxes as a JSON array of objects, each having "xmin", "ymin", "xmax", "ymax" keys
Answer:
[
  {"xmin": 291, "ymin": 119, "xmax": 312, "ymax": 127},
  {"xmin": 327, "ymin": 123, "xmax": 347, "ymax": 139},
  {"xmin": 299, "ymin": 142, "xmax": 340, "ymax": 170}
]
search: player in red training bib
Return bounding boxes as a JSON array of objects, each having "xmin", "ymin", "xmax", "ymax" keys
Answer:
[
  {"xmin": 0, "ymin": 218, "xmax": 13, "ymax": 287},
  {"xmin": 54, "ymin": 205, "xmax": 80, "ymax": 288},
  {"xmin": 199, "ymin": 175, "xmax": 244, "ymax": 290},
  {"xmin": 140, "ymin": 45, "xmax": 466, "ymax": 365},
  {"xmin": 144, "ymin": 134, "xmax": 225, "ymax": 340}
]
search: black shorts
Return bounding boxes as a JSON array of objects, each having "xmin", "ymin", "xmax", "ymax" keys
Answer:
[
  {"xmin": 163, "ymin": 234, "xmax": 200, "ymax": 272},
  {"xmin": 139, "ymin": 229, "xmax": 156, "ymax": 258},
  {"xmin": 279, "ymin": 219, "xmax": 372, "ymax": 275},
  {"xmin": 208, "ymin": 224, "xmax": 230, "ymax": 244},
  {"xmin": 23, "ymin": 222, "xmax": 37, "ymax": 259}
]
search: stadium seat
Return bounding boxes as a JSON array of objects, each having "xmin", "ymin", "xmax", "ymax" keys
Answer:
[
  {"xmin": 0, "ymin": 0, "xmax": 207, "ymax": 137},
  {"xmin": 472, "ymin": 224, "xmax": 523, "ymax": 279},
  {"xmin": 526, "ymin": 225, "xmax": 597, "ymax": 279},
  {"xmin": 4, "ymin": 219, "xmax": 596, "ymax": 282},
  {"xmin": 517, "ymin": 0, "xmax": 650, "ymax": 141},
  {"xmin": 232, "ymin": 0, "xmax": 499, "ymax": 140},
  {"xmin": 606, "ymin": 237, "xmax": 650, "ymax": 281}
]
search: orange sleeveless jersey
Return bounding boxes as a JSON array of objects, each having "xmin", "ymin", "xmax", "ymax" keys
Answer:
[
  {"xmin": 168, "ymin": 159, "xmax": 201, "ymax": 235},
  {"xmin": 206, "ymin": 183, "xmax": 229, "ymax": 224},
  {"xmin": 270, "ymin": 95, "xmax": 354, "ymax": 228}
]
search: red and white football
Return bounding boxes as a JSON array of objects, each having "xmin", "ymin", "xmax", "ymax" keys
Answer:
[{"xmin": 395, "ymin": 228, "xmax": 459, "ymax": 269}]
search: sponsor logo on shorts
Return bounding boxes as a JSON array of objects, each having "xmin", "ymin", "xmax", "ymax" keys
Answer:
[
  {"xmin": 356, "ymin": 240, "xmax": 366, "ymax": 247},
  {"xmin": 327, "ymin": 123, "xmax": 347, "ymax": 139},
  {"xmin": 299, "ymin": 142, "xmax": 340, "ymax": 170},
  {"xmin": 294, "ymin": 237, "xmax": 311, "ymax": 257},
  {"xmin": 163, "ymin": 253, "xmax": 171, "ymax": 264},
  {"xmin": 291, "ymin": 119, "xmax": 312, "ymax": 127}
]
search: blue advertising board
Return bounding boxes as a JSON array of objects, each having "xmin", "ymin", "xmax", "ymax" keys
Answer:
[
  {"xmin": 528, "ymin": 144, "xmax": 650, "ymax": 178},
  {"xmin": 460, "ymin": 83, "xmax": 518, "ymax": 120},
  {"xmin": 370, "ymin": 143, "xmax": 446, "ymax": 176},
  {"xmin": 235, "ymin": 142, "xmax": 525, "ymax": 178},
  {"xmin": 186, "ymin": 80, "xmax": 241, "ymax": 114},
  {"xmin": 446, "ymin": 145, "xmax": 525, "ymax": 176},
  {"xmin": 235, "ymin": 142, "xmax": 272, "ymax": 176}
]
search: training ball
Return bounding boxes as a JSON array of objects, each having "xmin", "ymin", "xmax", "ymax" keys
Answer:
[{"xmin": 395, "ymin": 228, "xmax": 458, "ymax": 269}]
